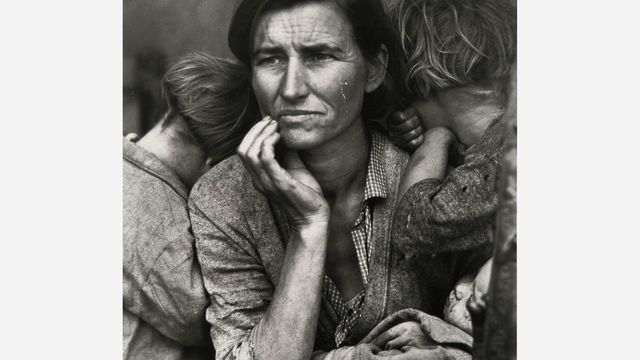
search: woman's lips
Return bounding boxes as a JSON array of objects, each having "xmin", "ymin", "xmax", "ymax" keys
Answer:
[{"xmin": 277, "ymin": 110, "xmax": 322, "ymax": 123}]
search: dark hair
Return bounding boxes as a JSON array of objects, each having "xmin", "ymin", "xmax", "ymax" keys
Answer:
[
  {"xmin": 391, "ymin": 0, "xmax": 516, "ymax": 100},
  {"xmin": 228, "ymin": 0, "xmax": 403, "ymax": 119},
  {"xmin": 161, "ymin": 52, "xmax": 257, "ymax": 164}
]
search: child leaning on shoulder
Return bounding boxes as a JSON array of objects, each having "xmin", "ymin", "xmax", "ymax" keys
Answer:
[{"xmin": 386, "ymin": 0, "xmax": 516, "ymax": 334}]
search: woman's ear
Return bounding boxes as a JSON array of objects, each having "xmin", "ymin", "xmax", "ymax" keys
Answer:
[{"xmin": 365, "ymin": 44, "xmax": 388, "ymax": 93}]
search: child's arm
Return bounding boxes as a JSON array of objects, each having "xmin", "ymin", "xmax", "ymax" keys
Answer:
[
  {"xmin": 397, "ymin": 126, "xmax": 456, "ymax": 199},
  {"xmin": 387, "ymin": 107, "xmax": 458, "ymax": 199},
  {"xmin": 392, "ymin": 117, "xmax": 505, "ymax": 256}
]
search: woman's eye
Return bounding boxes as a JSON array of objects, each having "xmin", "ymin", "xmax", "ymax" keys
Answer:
[
  {"xmin": 308, "ymin": 53, "xmax": 333, "ymax": 63},
  {"xmin": 257, "ymin": 56, "xmax": 282, "ymax": 66}
]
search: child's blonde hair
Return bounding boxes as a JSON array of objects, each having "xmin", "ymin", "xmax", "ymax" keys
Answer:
[{"xmin": 391, "ymin": 0, "xmax": 516, "ymax": 99}]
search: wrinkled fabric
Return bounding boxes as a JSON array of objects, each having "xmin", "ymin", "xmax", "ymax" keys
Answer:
[
  {"xmin": 123, "ymin": 138, "xmax": 212, "ymax": 360},
  {"xmin": 190, "ymin": 128, "xmax": 486, "ymax": 360},
  {"xmin": 309, "ymin": 309, "xmax": 472, "ymax": 360},
  {"xmin": 326, "ymin": 130, "xmax": 389, "ymax": 346},
  {"xmin": 391, "ymin": 116, "xmax": 506, "ymax": 257},
  {"xmin": 361, "ymin": 308, "xmax": 472, "ymax": 353}
]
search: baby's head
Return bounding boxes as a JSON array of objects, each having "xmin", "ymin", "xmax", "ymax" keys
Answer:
[{"xmin": 444, "ymin": 274, "xmax": 474, "ymax": 334}]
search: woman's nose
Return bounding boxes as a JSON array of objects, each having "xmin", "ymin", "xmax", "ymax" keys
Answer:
[{"xmin": 280, "ymin": 58, "xmax": 309, "ymax": 101}]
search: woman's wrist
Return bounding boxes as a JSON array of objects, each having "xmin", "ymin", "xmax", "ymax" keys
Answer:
[
  {"xmin": 295, "ymin": 216, "xmax": 329, "ymax": 233},
  {"xmin": 292, "ymin": 217, "xmax": 330, "ymax": 247},
  {"xmin": 289, "ymin": 203, "xmax": 331, "ymax": 228}
]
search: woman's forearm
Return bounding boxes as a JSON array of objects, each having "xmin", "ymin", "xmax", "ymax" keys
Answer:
[{"xmin": 251, "ymin": 222, "xmax": 329, "ymax": 360}]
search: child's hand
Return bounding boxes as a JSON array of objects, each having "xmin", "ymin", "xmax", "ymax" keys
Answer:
[{"xmin": 387, "ymin": 107, "xmax": 424, "ymax": 152}]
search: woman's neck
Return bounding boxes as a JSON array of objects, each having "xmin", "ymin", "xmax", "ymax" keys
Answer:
[{"xmin": 298, "ymin": 119, "xmax": 369, "ymax": 203}]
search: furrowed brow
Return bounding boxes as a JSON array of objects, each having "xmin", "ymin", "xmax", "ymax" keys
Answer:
[
  {"xmin": 300, "ymin": 43, "xmax": 343, "ymax": 54},
  {"xmin": 253, "ymin": 45, "xmax": 283, "ymax": 58}
]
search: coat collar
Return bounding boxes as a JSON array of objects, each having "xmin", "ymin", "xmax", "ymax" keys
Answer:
[{"xmin": 123, "ymin": 137, "xmax": 189, "ymax": 201}]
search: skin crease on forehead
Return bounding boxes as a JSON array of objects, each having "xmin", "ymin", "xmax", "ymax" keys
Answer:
[{"xmin": 250, "ymin": 2, "xmax": 377, "ymax": 151}]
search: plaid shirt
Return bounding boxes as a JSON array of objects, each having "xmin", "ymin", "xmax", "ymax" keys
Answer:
[{"xmin": 322, "ymin": 130, "xmax": 388, "ymax": 347}]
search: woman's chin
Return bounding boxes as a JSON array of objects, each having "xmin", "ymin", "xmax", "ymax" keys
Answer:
[{"xmin": 279, "ymin": 131, "xmax": 322, "ymax": 150}]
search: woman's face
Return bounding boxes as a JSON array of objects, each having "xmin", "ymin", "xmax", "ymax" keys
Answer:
[{"xmin": 250, "ymin": 2, "xmax": 382, "ymax": 150}]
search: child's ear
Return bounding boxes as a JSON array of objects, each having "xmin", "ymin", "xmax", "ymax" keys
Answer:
[{"xmin": 365, "ymin": 45, "xmax": 388, "ymax": 93}]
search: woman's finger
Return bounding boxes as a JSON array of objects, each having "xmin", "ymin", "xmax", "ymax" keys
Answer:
[
  {"xmin": 238, "ymin": 116, "xmax": 275, "ymax": 193},
  {"xmin": 257, "ymin": 131, "xmax": 285, "ymax": 193},
  {"xmin": 371, "ymin": 324, "xmax": 403, "ymax": 348},
  {"xmin": 262, "ymin": 147, "xmax": 313, "ymax": 210},
  {"xmin": 247, "ymin": 121, "xmax": 279, "ymax": 192},
  {"xmin": 245, "ymin": 119, "xmax": 278, "ymax": 164},
  {"xmin": 237, "ymin": 116, "xmax": 272, "ymax": 156},
  {"xmin": 262, "ymin": 147, "xmax": 328, "ymax": 221},
  {"xmin": 394, "ymin": 346, "xmax": 447, "ymax": 360},
  {"xmin": 374, "ymin": 349, "xmax": 404, "ymax": 357},
  {"xmin": 238, "ymin": 117, "xmax": 274, "ymax": 183},
  {"xmin": 259, "ymin": 130, "xmax": 281, "ymax": 164},
  {"xmin": 242, "ymin": 118, "xmax": 277, "ymax": 169},
  {"xmin": 385, "ymin": 334, "xmax": 411, "ymax": 350}
]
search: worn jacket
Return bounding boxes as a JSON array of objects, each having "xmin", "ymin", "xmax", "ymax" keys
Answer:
[
  {"xmin": 123, "ymin": 138, "xmax": 212, "ymax": 360},
  {"xmin": 189, "ymin": 133, "xmax": 490, "ymax": 360},
  {"xmin": 391, "ymin": 116, "xmax": 506, "ymax": 257}
]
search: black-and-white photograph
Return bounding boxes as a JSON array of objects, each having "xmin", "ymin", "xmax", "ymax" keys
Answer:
[
  {"xmin": 10, "ymin": 0, "xmax": 640, "ymax": 359},
  {"xmin": 122, "ymin": 0, "xmax": 517, "ymax": 359}
]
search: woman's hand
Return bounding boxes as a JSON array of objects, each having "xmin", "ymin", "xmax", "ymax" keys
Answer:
[
  {"xmin": 237, "ymin": 116, "xmax": 330, "ymax": 228},
  {"xmin": 387, "ymin": 107, "xmax": 425, "ymax": 152},
  {"xmin": 371, "ymin": 321, "xmax": 436, "ymax": 352}
]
